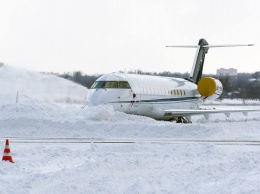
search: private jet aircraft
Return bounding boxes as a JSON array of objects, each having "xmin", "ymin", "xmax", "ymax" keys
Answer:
[{"xmin": 87, "ymin": 39, "xmax": 257, "ymax": 123}]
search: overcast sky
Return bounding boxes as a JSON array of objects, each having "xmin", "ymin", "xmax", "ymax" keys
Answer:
[{"xmin": 0, "ymin": 0, "xmax": 259, "ymax": 74}]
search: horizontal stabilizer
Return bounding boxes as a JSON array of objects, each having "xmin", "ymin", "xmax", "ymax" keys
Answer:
[
  {"xmin": 203, "ymin": 44, "xmax": 254, "ymax": 48},
  {"xmin": 166, "ymin": 45, "xmax": 198, "ymax": 48},
  {"xmin": 166, "ymin": 44, "xmax": 254, "ymax": 48}
]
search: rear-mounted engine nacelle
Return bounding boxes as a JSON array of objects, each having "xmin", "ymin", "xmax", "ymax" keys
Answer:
[{"xmin": 197, "ymin": 77, "xmax": 223, "ymax": 100}]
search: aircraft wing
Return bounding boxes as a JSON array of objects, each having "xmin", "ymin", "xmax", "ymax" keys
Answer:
[{"xmin": 164, "ymin": 108, "xmax": 260, "ymax": 119}]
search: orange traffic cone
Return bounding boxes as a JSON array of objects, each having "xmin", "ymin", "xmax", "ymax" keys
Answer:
[{"xmin": 2, "ymin": 139, "xmax": 14, "ymax": 163}]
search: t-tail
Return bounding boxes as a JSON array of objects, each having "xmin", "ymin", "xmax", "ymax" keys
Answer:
[{"xmin": 166, "ymin": 39, "xmax": 254, "ymax": 84}]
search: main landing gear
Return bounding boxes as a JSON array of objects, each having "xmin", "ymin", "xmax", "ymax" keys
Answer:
[{"xmin": 176, "ymin": 117, "xmax": 192, "ymax": 124}]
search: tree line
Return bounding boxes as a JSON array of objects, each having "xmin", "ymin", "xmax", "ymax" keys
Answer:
[{"xmin": 57, "ymin": 70, "xmax": 260, "ymax": 99}]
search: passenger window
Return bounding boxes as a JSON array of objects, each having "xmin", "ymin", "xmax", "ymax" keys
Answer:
[
  {"xmin": 180, "ymin": 90, "xmax": 182, "ymax": 95},
  {"xmin": 177, "ymin": 90, "xmax": 179, "ymax": 95},
  {"xmin": 118, "ymin": 81, "xmax": 131, "ymax": 89}
]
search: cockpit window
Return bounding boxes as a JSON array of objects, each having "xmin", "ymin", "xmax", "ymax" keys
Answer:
[
  {"xmin": 91, "ymin": 81, "xmax": 131, "ymax": 89},
  {"xmin": 104, "ymin": 81, "xmax": 118, "ymax": 88},
  {"xmin": 119, "ymin": 81, "xmax": 131, "ymax": 88},
  {"xmin": 91, "ymin": 81, "xmax": 105, "ymax": 89}
]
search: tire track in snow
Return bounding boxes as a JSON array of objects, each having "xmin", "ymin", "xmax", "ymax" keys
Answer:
[{"xmin": 1, "ymin": 137, "xmax": 260, "ymax": 146}]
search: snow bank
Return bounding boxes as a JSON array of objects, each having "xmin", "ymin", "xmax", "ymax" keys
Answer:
[{"xmin": 0, "ymin": 65, "xmax": 88, "ymax": 104}]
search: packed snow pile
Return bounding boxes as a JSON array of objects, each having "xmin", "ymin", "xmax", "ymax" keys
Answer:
[
  {"xmin": 0, "ymin": 65, "xmax": 88, "ymax": 104},
  {"xmin": 1, "ymin": 65, "xmax": 260, "ymax": 194}
]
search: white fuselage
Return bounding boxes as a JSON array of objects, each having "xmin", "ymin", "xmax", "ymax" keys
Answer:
[{"xmin": 87, "ymin": 73, "xmax": 201, "ymax": 120}]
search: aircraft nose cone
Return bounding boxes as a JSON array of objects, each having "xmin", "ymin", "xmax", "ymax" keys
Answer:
[{"xmin": 87, "ymin": 89, "xmax": 107, "ymax": 105}]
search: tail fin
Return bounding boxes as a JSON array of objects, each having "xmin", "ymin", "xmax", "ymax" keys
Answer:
[
  {"xmin": 166, "ymin": 39, "xmax": 254, "ymax": 84},
  {"xmin": 189, "ymin": 39, "xmax": 209, "ymax": 84}
]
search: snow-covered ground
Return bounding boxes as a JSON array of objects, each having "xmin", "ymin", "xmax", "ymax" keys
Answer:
[{"xmin": 1, "ymin": 65, "xmax": 260, "ymax": 194}]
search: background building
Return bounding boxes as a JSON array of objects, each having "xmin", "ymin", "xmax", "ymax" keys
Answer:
[{"xmin": 216, "ymin": 68, "xmax": 237, "ymax": 76}]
